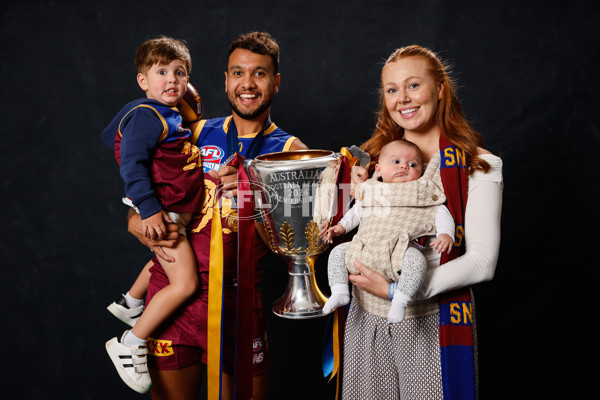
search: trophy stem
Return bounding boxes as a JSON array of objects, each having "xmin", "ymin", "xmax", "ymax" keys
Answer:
[{"xmin": 272, "ymin": 255, "xmax": 329, "ymax": 319}]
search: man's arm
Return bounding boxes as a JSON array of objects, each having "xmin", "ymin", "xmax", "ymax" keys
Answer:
[{"xmin": 289, "ymin": 138, "xmax": 308, "ymax": 150}]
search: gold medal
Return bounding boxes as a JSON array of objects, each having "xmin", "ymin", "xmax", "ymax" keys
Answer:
[{"xmin": 225, "ymin": 210, "xmax": 238, "ymax": 232}]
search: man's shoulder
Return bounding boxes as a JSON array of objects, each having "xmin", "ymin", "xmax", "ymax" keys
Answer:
[
  {"xmin": 267, "ymin": 123, "xmax": 293, "ymax": 138},
  {"xmin": 261, "ymin": 122, "xmax": 299, "ymax": 153},
  {"xmin": 200, "ymin": 116, "xmax": 228, "ymax": 132}
]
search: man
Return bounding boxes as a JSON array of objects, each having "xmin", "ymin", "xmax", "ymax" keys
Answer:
[{"xmin": 127, "ymin": 32, "xmax": 307, "ymax": 400}]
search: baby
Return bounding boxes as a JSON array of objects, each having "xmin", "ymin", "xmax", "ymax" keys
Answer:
[{"xmin": 322, "ymin": 139, "xmax": 454, "ymax": 322}]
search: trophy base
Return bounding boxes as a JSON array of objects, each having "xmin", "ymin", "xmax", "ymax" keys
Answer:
[
  {"xmin": 271, "ymin": 271, "xmax": 331, "ymax": 319},
  {"xmin": 272, "ymin": 308, "xmax": 329, "ymax": 319}
]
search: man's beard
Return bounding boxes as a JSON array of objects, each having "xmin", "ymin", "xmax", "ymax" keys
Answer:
[{"xmin": 228, "ymin": 93, "xmax": 272, "ymax": 120}]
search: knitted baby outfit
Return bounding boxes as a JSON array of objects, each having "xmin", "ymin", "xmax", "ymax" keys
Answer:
[{"xmin": 345, "ymin": 153, "xmax": 446, "ymax": 318}]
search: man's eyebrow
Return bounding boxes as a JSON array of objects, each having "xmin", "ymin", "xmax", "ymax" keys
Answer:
[{"xmin": 229, "ymin": 65, "xmax": 267, "ymax": 71}]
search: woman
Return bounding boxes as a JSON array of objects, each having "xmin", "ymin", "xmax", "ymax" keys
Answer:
[{"xmin": 342, "ymin": 45, "xmax": 503, "ymax": 399}]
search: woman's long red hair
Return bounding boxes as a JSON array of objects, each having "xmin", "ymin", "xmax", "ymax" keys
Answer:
[{"xmin": 361, "ymin": 45, "xmax": 489, "ymax": 174}]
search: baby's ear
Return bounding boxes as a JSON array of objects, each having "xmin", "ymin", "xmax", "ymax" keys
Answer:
[{"xmin": 374, "ymin": 164, "xmax": 381, "ymax": 177}]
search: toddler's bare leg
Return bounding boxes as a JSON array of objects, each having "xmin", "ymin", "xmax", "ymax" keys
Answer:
[
  {"xmin": 129, "ymin": 260, "xmax": 153, "ymax": 300},
  {"xmin": 131, "ymin": 236, "xmax": 198, "ymax": 339}
]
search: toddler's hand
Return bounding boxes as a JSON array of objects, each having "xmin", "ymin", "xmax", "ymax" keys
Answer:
[
  {"xmin": 430, "ymin": 233, "xmax": 454, "ymax": 254},
  {"xmin": 142, "ymin": 210, "xmax": 172, "ymax": 241}
]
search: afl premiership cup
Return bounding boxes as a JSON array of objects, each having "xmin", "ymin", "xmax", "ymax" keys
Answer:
[{"xmin": 245, "ymin": 150, "xmax": 342, "ymax": 319}]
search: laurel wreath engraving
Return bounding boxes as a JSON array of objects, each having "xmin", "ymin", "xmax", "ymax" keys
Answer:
[
  {"xmin": 278, "ymin": 221, "xmax": 299, "ymax": 255},
  {"xmin": 263, "ymin": 220, "xmax": 277, "ymax": 251},
  {"xmin": 305, "ymin": 220, "xmax": 327, "ymax": 254},
  {"xmin": 271, "ymin": 220, "xmax": 328, "ymax": 256}
]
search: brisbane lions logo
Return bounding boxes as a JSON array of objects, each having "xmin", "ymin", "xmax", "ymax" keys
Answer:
[{"xmin": 191, "ymin": 178, "xmax": 235, "ymax": 235}]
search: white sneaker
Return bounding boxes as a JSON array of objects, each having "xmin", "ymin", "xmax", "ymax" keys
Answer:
[
  {"xmin": 105, "ymin": 332, "xmax": 151, "ymax": 393},
  {"xmin": 107, "ymin": 294, "xmax": 144, "ymax": 327}
]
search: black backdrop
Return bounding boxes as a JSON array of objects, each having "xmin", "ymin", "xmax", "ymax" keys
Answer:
[{"xmin": 1, "ymin": 1, "xmax": 598, "ymax": 399}]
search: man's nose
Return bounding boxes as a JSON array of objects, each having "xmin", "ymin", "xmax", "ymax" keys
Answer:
[{"xmin": 241, "ymin": 74, "xmax": 256, "ymax": 89}]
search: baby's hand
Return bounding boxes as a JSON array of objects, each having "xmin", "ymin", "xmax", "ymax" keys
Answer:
[
  {"xmin": 319, "ymin": 224, "xmax": 346, "ymax": 243},
  {"xmin": 318, "ymin": 222, "xmax": 329, "ymax": 240},
  {"xmin": 430, "ymin": 233, "xmax": 454, "ymax": 254},
  {"xmin": 350, "ymin": 165, "xmax": 368, "ymax": 198},
  {"xmin": 142, "ymin": 210, "xmax": 172, "ymax": 241}
]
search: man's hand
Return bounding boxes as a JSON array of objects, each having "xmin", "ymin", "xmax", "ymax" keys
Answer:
[
  {"xmin": 348, "ymin": 260, "xmax": 390, "ymax": 300},
  {"xmin": 209, "ymin": 165, "xmax": 238, "ymax": 198},
  {"xmin": 128, "ymin": 212, "xmax": 179, "ymax": 262}
]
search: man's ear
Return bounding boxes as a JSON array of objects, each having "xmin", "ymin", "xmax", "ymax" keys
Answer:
[{"xmin": 273, "ymin": 73, "xmax": 280, "ymax": 94}]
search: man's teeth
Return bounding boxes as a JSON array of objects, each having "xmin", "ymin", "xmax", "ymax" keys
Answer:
[
  {"xmin": 401, "ymin": 107, "xmax": 418, "ymax": 115},
  {"xmin": 240, "ymin": 94, "xmax": 257, "ymax": 99}
]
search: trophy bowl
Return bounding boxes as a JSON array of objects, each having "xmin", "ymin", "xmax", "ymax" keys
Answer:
[{"xmin": 245, "ymin": 150, "xmax": 342, "ymax": 319}]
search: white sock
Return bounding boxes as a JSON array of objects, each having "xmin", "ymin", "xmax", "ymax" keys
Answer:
[
  {"xmin": 125, "ymin": 292, "xmax": 143, "ymax": 308},
  {"xmin": 122, "ymin": 330, "xmax": 146, "ymax": 347}
]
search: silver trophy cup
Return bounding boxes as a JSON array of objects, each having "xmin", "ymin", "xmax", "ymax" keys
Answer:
[{"xmin": 245, "ymin": 150, "xmax": 342, "ymax": 319}]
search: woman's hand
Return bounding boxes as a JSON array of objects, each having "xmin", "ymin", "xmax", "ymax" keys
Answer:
[
  {"xmin": 350, "ymin": 165, "xmax": 368, "ymax": 197},
  {"xmin": 128, "ymin": 210, "xmax": 179, "ymax": 262},
  {"xmin": 348, "ymin": 260, "xmax": 390, "ymax": 300},
  {"xmin": 209, "ymin": 165, "xmax": 238, "ymax": 198}
]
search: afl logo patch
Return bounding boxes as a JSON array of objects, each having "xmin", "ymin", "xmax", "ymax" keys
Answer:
[
  {"xmin": 200, "ymin": 145, "xmax": 226, "ymax": 172},
  {"xmin": 200, "ymin": 145, "xmax": 224, "ymax": 163}
]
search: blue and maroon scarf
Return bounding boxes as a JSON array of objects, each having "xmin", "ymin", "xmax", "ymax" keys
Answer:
[{"xmin": 438, "ymin": 133, "xmax": 477, "ymax": 399}]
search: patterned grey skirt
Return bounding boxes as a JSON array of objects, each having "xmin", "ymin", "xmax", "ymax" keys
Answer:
[{"xmin": 341, "ymin": 300, "xmax": 479, "ymax": 400}]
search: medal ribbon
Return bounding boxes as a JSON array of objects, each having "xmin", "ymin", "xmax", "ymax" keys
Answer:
[
  {"xmin": 321, "ymin": 153, "xmax": 351, "ymax": 399},
  {"xmin": 207, "ymin": 191, "xmax": 224, "ymax": 400},
  {"xmin": 207, "ymin": 115, "xmax": 271, "ymax": 399}
]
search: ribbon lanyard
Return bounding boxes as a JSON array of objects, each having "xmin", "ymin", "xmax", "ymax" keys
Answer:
[{"xmin": 225, "ymin": 116, "xmax": 271, "ymax": 160}]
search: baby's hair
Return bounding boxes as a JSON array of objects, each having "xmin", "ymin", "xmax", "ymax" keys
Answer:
[
  {"xmin": 135, "ymin": 36, "xmax": 192, "ymax": 75},
  {"xmin": 379, "ymin": 139, "xmax": 424, "ymax": 168}
]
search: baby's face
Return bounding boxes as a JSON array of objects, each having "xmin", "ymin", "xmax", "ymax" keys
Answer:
[{"xmin": 375, "ymin": 142, "xmax": 422, "ymax": 183}]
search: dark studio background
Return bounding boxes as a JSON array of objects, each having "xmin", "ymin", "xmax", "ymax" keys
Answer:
[{"xmin": 1, "ymin": 0, "xmax": 598, "ymax": 399}]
